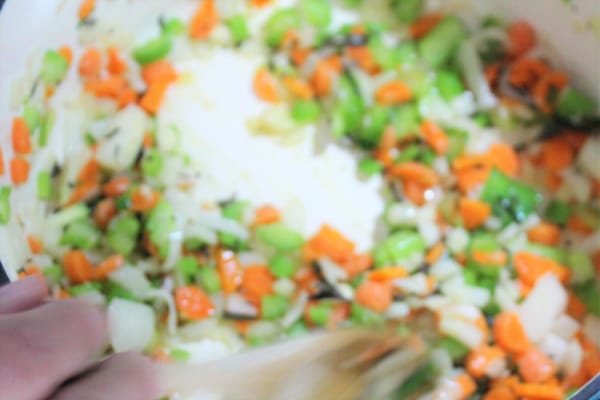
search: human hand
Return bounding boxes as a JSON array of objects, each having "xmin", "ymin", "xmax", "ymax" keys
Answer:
[{"xmin": 0, "ymin": 275, "xmax": 160, "ymax": 400}]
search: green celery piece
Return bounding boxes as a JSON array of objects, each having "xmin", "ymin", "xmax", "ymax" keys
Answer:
[
  {"xmin": 368, "ymin": 36, "xmax": 400, "ymax": 70},
  {"xmin": 342, "ymin": 0, "xmax": 363, "ymax": 7},
  {"xmin": 47, "ymin": 204, "xmax": 89, "ymax": 228},
  {"xmin": 357, "ymin": 105, "xmax": 388, "ymax": 149},
  {"xmin": 445, "ymin": 128, "xmax": 468, "ymax": 162},
  {"xmin": 132, "ymin": 35, "xmax": 172, "ymax": 65},
  {"xmin": 469, "ymin": 232, "xmax": 500, "ymax": 252},
  {"xmin": 399, "ymin": 67, "xmax": 434, "ymax": 98},
  {"xmin": 391, "ymin": 103, "xmax": 420, "ymax": 139},
  {"xmin": 307, "ymin": 302, "xmax": 333, "ymax": 326},
  {"xmin": 23, "ymin": 105, "xmax": 42, "ymax": 133},
  {"xmin": 39, "ymin": 110, "xmax": 55, "ymax": 147},
  {"xmin": 41, "ymin": 50, "xmax": 69, "ymax": 85},
  {"xmin": 0, "ymin": 187, "xmax": 11, "ymax": 225},
  {"xmin": 525, "ymin": 244, "xmax": 566, "ymax": 264},
  {"xmin": 545, "ymin": 201, "xmax": 571, "ymax": 225},
  {"xmin": 69, "ymin": 282, "xmax": 102, "ymax": 297},
  {"xmin": 146, "ymin": 200, "xmax": 175, "ymax": 257},
  {"xmin": 373, "ymin": 231, "xmax": 426, "ymax": 267},
  {"xmin": 351, "ymin": 303, "xmax": 385, "ymax": 326},
  {"xmin": 226, "ymin": 15, "xmax": 250, "ymax": 44},
  {"xmin": 222, "ymin": 201, "xmax": 247, "ymax": 221},
  {"xmin": 435, "ymin": 70, "xmax": 464, "ymax": 100},
  {"xmin": 286, "ymin": 320, "xmax": 309, "ymax": 338},
  {"xmin": 269, "ymin": 254, "xmax": 297, "ymax": 279},
  {"xmin": 264, "ymin": 8, "xmax": 301, "ymax": 47},
  {"xmin": 61, "ymin": 219, "xmax": 101, "ymax": 250},
  {"xmin": 291, "ymin": 100, "xmax": 321, "ymax": 124},
  {"xmin": 439, "ymin": 336, "xmax": 469, "ymax": 362},
  {"xmin": 396, "ymin": 41, "xmax": 419, "ymax": 65},
  {"xmin": 37, "ymin": 171, "xmax": 52, "ymax": 201},
  {"xmin": 391, "ymin": 0, "xmax": 423, "ymax": 23},
  {"xmin": 332, "ymin": 75, "xmax": 364, "ymax": 137},
  {"xmin": 43, "ymin": 264, "xmax": 64, "ymax": 285},
  {"xmin": 176, "ymin": 257, "xmax": 199, "ymax": 281},
  {"xmin": 170, "ymin": 348, "xmax": 191, "ymax": 363},
  {"xmin": 480, "ymin": 169, "xmax": 541, "ymax": 224},
  {"xmin": 418, "ymin": 16, "xmax": 467, "ymax": 68},
  {"xmin": 300, "ymin": 0, "xmax": 332, "ymax": 28},
  {"xmin": 107, "ymin": 214, "xmax": 141, "ymax": 256},
  {"xmin": 566, "ymin": 250, "xmax": 594, "ymax": 284},
  {"xmin": 162, "ymin": 18, "xmax": 186, "ymax": 36},
  {"xmin": 106, "ymin": 281, "xmax": 136, "ymax": 301},
  {"xmin": 142, "ymin": 149, "xmax": 164, "ymax": 177},
  {"xmin": 255, "ymin": 223, "xmax": 304, "ymax": 252},
  {"xmin": 261, "ymin": 294, "xmax": 289, "ymax": 320},
  {"xmin": 556, "ymin": 88, "xmax": 596, "ymax": 121},
  {"xmin": 198, "ymin": 266, "xmax": 221, "ymax": 294},
  {"xmin": 218, "ymin": 231, "xmax": 247, "ymax": 251},
  {"xmin": 358, "ymin": 158, "xmax": 383, "ymax": 177},
  {"xmin": 393, "ymin": 361, "xmax": 435, "ymax": 398}
]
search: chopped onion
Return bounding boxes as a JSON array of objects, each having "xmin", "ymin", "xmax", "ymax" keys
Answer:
[
  {"xmin": 430, "ymin": 258, "xmax": 462, "ymax": 281},
  {"xmin": 551, "ymin": 314, "xmax": 580, "ymax": 340},
  {"xmin": 562, "ymin": 339, "xmax": 583, "ymax": 376},
  {"xmin": 163, "ymin": 231, "xmax": 184, "ymax": 271},
  {"xmin": 538, "ymin": 333, "xmax": 568, "ymax": 365},
  {"xmin": 225, "ymin": 293, "xmax": 259, "ymax": 318},
  {"xmin": 517, "ymin": 274, "xmax": 567, "ymax": 342},
  {"xmin": 274, "ymin": 278, "xmax": 296, "ymax": 297},
  {"xmin": 439, "ymin": 316, "xmax": 485, "ymax": 349},
  {"xmin": 385, "ymin": 302, "xmax": 410, "ymax": 319},
  {"xmin": 318, "ymin": 258, "xmax": 348, "ymax": 287},
  {"xmin": 282, "ymin": 292, "xmax": 309, "ymax": 328},
  {"xmin": 578, "ymin": 136, "xmax": 600, "ymax": 180},
  {"xmin": 446, "ymin": 227, "xmax": 469, "ymax": 254},
  {"xmin": 109, "ymin": 266, "xmax": 152, "ymax": 298},
  {"xmin": 458, "ymin": 39, "xmax": 497, "ymax": 109},
  {"xmin": 107, "ymin": 299, "xmax": 156, "ymax": 352}
]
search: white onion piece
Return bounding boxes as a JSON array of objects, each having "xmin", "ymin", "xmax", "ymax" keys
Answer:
[
  {"xmin": 551, "ymin": 314, "xmax": 580, "ymax": 340},
  {"xmin": 517, "ymin": 274, "xmax": 567, "ymax": 343},
  {"xmin": 163, "ymin": 231, "xmax": 184, "ymax": 271},
  {"xmin": 274, "ymin": 278, "xmax": 296, "ymax": 297},
  {"xmin": 225, "ymin": 294, "xmax": 259, "ymax": 318},
  {"xmin": 385, "ymin": 302, "xmax": 410, "ymax": 320},
  {"xmin": 108, "ymin": 299, "xmax": 156, "ymax": 352},
  {"xmin": 430, "ymin": 258, "xmax": 462, "ymax": 281},
  {"xmin": 538, "ymin": 333, "xmax": 568, "ymax": 365},
  {"xmin": 282, "ymin": 292, "xmax": 309, "ymax": 328},
  {"xmin": 446, "ymin": 228, "xmax": 469, "ymax": 254},
  {"xmin": 578, "ymin": 136, "xmax": 600, "ymax": 180},
  {"xmin": 109, "ymin": 266, "xmax": 152, "ymax": 298},
  {"xmin": 458, "ymin": 39, "xmax": 497, "ymax": 109},
  {"xmin": 562, "ymin": 340, "xmax": 584, "ymax": 376},
  {"xmin": 439, "ymin": 316, "xmax": 484, "ymax": 349}
]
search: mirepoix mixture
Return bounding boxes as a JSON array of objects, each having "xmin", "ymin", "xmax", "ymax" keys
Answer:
[{"xmin": 0, "ymin": 0, "xmax": 599, "ymax": 398}]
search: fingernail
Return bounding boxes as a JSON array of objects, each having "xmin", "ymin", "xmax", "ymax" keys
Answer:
[{"xmin": 0, "ymin": 274, "xmax": 47, "ymax": 297}]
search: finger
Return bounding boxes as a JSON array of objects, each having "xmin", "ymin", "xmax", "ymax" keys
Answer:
[
  {"xmin": 50, "ymin": 353, "xmax": 160, "ymax": 400},
  {"xmin": 0, "ymin": 275, "xmax": 48, "ymax": 314},
  {"xmin": 0, "ymin": 299, "xmax": 107, "ymax": 400}
]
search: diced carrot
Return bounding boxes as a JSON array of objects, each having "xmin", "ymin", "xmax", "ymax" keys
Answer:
[
  {"xmin": 290, "ymin": 47, "xmax": 311, "ymax": 66},
  {"xmin": 455, "ymin": 373, "xmax": 476, "ymax": 399},
  {"xmin": 455, "ymin": 167, "xmax": 491, "ymax": 194},
  {"xmin": 250, "ymin": 0, "xmax": 272, "ymax": 7},
  {"xmin": 566, "ymin": 290, "xmax": 587, "ymax": 321},
  {"xmin": 241, "ymin": 265, "xmax": 274, "ymax": 305},
  {"xmin": 143, "ymin": 133, "xmax": 155, "ymax": 149},
  {"xmin": 452, "ymin": 154, "xmax": 489, "ymax": 172},
  {"xmin": 421, "ymin": 120, "xmax": 449, "ymax": 155},
  {"xmin": 540, "ymin": 137, "xmax": 574, "ymax": 172},
  {"xmin": 57, "ymin": 289, "xmax": 71, "ymax": 299},
  {"xmin": 85, "ymin": 75, "xmax": 129, "ymax": 99},
  {"xmin": 79, "ymin": 47, "xmax": 102, "ymax": 79},
  {"xmin": 216, "ymin": 248, "xmax": 241, "ymax": 294},
  {"xmin": 306, "ymin": 224, "xmax": 356, "ymax": 262},
  {"xmin": 389, "ymin": 161, "xmax": 439, "ymax": 188},
  {"xmin": 140, "ymin": 81, "xmax": 169, "ymax": 115},
  {"xmin": 346, "ymin": 46, "xmax": 380, "ymax": 75},
  {"xmin": 27, "ymin": 235, "xmax": 44, "ymax": 255},
  {"xmin": 514, "ymin": 382, "xmax": 564, "ymax": 400},
  {"xmin": 189, "ymin": 0, "xmax": 219, "ymax": 40},
  {"xmin": 0, "ymin": 146, "xmax": 4, "ymax": 176},
  {"xmin": 63, "ymin": 250, "xmax": 94, "ymax": 284},
  {"xmin": 58, "ymin": 46, "xmax": 73, "ymax": 66},
  {"xmin": 338, "ymin": 253, "xmax": 372, "ymax": 277},
  {"xmin": 472, "ymin": 250, "xmax": 508, "ymax": 267},
  {"xmin": 466, "ymin": 345, "xmax": 506, "ymax": 378},
  {"xmin": 66, "ymin": 179, "xmax": 100, "ymax": 206},
  {"xmin": 375, "ymin": 80, "xmax": 413, "ymax": 105},
  {"xmin": 410, "ymin": 13, "xmax": 443, "ymax": 39},
  {"xmin": 425, "ymin": 242, "xmax": 446, "ymax": 265},
  {"xmin": 11, "ymin": 117, "xmax": 32, "ymax": 155},
  {"xmin": 130, "ymin": 186, "xmax": 161, "ymax": 212},
  {"xmin": 107, "ymin": 47, "xmax": 128, "ymax": 75},
  {"xmin": 93, "ymin": 254, "xmax": 124, "ymax": 280},
  {"xmin": 507, "ymin": 20, "xmax": 537, "ymax": 58},
  {"xmin": 253, "ymin": 68, "xmax": 280, "ymax": 103},
  {"xmin": 459, "ymin": 198, "xmax": 492, "ymax": 230},
  {"xmin": 78, "ymin": 0, "xmax": 95, "ymax": 20},
  {"xmin": 327, "ymin": 302, "xmax": 351, "ymax": 329},
  {"xmin": 175, "ymin": 286, "xmax": 215, "ymax": 320},
  {"xmin": 508, "ymin": 58, "xmax": 549, "ymax": 89},
  {"xmin": 493, "ymin": 311, "xmax": 530, "ymax": 354},
  {"xmin": 373, "ymin": 148, "xmax": 395, "ymax": 169},
  {"xmin": 234, "ymin": 320, "xmax": 251, "ymax": 336},
  {"xmin": 78, "ymin": 159, "xmax": 100, "ymax": 182},
  {"xmin": 544, "ymin": 171, "xmax": 563, "ymax": 192},
  {"xmin": 483, "ymin": 386, "xmax": 516, "ymax": 400},
  {"xmin": 488, "ymin": 143, "xmax": 519, "ymax": 177},
  {"xmin": 282, "ymin": 76, "xmax": 314, "ymax": 100},
  {"xmin": 515, "ymin": 347, "xmax": 557, "ymax": 383},
  {"xmin": 311, "ymin": 56, "xmax": 343, "ymax": 97},
  {"xmin": 567, "ymin": 214, "xmax": 595, "ymax": 236},
  {"xmin": 293, "ymin": 266, "xmax": 319, "ymax": 295},
  {"xmin": 403, "ymin": 180, "xmax": 427, "ymax": 206},
  {"xmin": 369, "ymin": 267, "xmax": 408, "ymax": 282},
  {"xmin": 485, "ymin": 63, "xmax": 502, "ymax": 88},
  {"xmin": 527, "ymin": 222, "xmax": 560, "ymax": 246},
  {"xmin": 18, "ymin": 265, "xmax": 42, "ymax": 280},
  {"xmin": 116, "ymin": 87, "xmax": 138, "ymax": 109},
  {"xmin": 103, "ymin": 176, "xmax": 130, "ymax": 198},
  {"xmin": 10, "ymin": 157, "xmax": 30, "ymax": 185},
  {"xmin": 379, "ymin": 125, "xmax": 397, "ymax": 151},
  {"xmin": 533, "ymin": 71, "xmax": 569, "ymax": 114},
  {"xmin": 141, "ymin": 61, "xmax": 177, "ymax": 86},
  {"xmin": 93, "ymin": 198, "xmax": 118, "ymax": 230},
  {"xmin": 514, "ymin": 251, "xmax": 570, "ymax": 286},
  {"xmin": 355, "ymin": 280, "xmax": 392, "ymax": 312},
  {"xmin": 253, "ymin": 205, "xmax": 281, "ymax": 226}
]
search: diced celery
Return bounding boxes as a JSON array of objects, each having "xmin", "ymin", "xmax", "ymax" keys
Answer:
[
  {"xmin": 269, "ymin": 254, "xmax": 296, "ymax": 279},
  {"xmin": 300, "ymin": 0, "xmax": 332, "ymax": 28},
  {"xmin": 481, "ymin": 169, "xmax": 541, "ymax": 224},
  {"xmin": 556, "ymin": 88, "xmax": 596, "ymax": 121},
  {"xmin": 41, "ymin": 50, "xmax": 69, "ymax": 85},
  {"xmin": 418, "ymin": 17, "xmax": 467, "ymax": 68},
  {"xmin": 0, "ymin": 187, "xmax": 11, "ymax": 225},
  {"xmin": 37, "ymin": 171, "xmax": 52, "ymax": 201},
  {"xmin": 132, "ymin": 35, "xmax": 172, "ymax": 65},
  {"xmin": 198, "ymin": 266, "xmax": 221, "ymax": 294},
  {"xmin": 61, "ymin": 219, "xmax": 101, "ymax": 250},
  {"xmin": 351, "ymin": 303, "xmax": 385, "ymax": 326},
  {"xmin": 566, "ymin": 250, "xmax": 594, "ymax": 284},
  {"xmin": 255, "ymin": 223, "xmax": 304, "ymax": 252},
  {"xmin": 261, "ymin": 294, "xmax": 289, "ymax": 320},
  {"xmin": 358, "ymin": 158, "xmax": 383, "ymax": 177},
  {"xmin": 373, "ymin": 231, "xmax": 426, "ymax": 267},
  {"xmin": 264, "ymin": 8, "xmax": 301, "ymax": 47},
  {"xmin": 391, "ymin": 0, "xmax": 423, "ymax": 23},
  {"xmin": 226, "ymin": 15, "xmax": 250, "ymax": 44}
]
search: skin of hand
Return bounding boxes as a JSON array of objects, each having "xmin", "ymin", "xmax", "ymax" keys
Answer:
[{"xmin": 0, "ymin": 275, "xmax": 161, "ymax": 400}]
